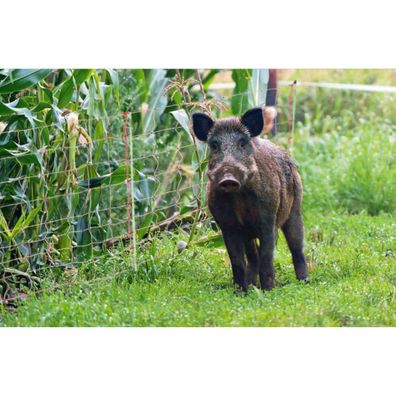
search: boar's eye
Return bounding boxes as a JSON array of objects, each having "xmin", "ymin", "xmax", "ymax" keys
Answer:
[
  {"xmin": 210, "ymin": 141, "xmax": 220, "ymax": 151},
  {"xmin": 239, "ymin": 137, "xmax": 248, "ymax": 148}
]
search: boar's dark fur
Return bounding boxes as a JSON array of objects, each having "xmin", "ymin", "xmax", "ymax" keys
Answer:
[{"xmin": 192, "ymin": 107, "xmax": 309, "ymax": 291}]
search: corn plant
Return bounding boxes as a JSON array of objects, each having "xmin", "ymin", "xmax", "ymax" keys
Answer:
[{"xmin": 0, "ymin": 69, "xmax": 121, "ymax": 297}]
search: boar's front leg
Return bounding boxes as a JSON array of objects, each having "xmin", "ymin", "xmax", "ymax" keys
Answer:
[
  {"xmin": 222, "ymin": 231, "xmax": 247, "ymax": 292},
  {"xmin": 258, "ymin": 228, "xmax": 276, "ymax": 291},
  {"xmin": 245, "ymin": 238, "xmax": 260, "ymax": 286}
]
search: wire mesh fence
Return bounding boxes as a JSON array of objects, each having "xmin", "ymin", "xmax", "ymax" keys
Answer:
[{"xmin": 0, "ymin": 71, "xmax": 297, "ymax": 303}]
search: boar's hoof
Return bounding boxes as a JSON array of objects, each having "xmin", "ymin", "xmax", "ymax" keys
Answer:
[
  {"xmin": 233, "ymin": 282, "xmax": 248, "ymax": 294},
  {"xmin": 261, "ymin": 277, "xmax": 275, "ymax": 291},
  {"xmin": 295, "ymin": 266, "xmax": 309, "ymax": 281}
]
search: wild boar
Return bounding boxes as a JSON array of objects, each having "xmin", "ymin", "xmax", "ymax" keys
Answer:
[{"xmin": 192, "ymin": 107, "xmax": 308, "ymax": 291}]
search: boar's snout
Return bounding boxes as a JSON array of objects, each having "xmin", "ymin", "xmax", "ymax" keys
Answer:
[
  {"xmin": 218, "ymin": 175, "xmax": 241, "ymax": 192},
  {"xmin": 207, "ymin": 155, "xmax": 251, "ymax": 193}
]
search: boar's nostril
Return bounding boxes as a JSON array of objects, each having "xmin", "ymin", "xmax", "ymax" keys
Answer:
[{"xmin": 219, "ymin": 177, "xmax": 241, "ymax": 192}]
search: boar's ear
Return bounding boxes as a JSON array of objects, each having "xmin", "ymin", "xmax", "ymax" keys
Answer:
[
  {"xmin": 240, "ymin": 107, "xmax": 264, "ymax": 137},
  {"xmin": 192, "ymin": 113, "xmax": 214, "ymax": 142}
]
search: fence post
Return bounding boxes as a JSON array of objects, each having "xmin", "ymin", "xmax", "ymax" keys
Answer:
[
  {"xmin": 128, "ymin": 113, "xmax": 138, "ymax": 271},
  {"xmin": 122, "ymin": 112, "xmax": 137, "ymax": 270}
]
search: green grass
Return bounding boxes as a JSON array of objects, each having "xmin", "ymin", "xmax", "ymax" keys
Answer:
[
  {"xmin": 1, "ymin": 211, "xmax": 395, "ymax": 326},
  {"xmin": 291, "ymin": 122, "xmax": 396, "ymax": 215}
]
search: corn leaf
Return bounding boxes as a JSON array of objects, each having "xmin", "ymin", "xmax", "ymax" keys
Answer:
[
  {"xmin": 10, "ymin": 205, "xmax": 42, "ymax": 239},
  {"xmin": 0, "ymin": 209, "xmax": 12, "ymax": 239},
  {"xmin": 231, "ymin": 69, "xmax": 252, "ymax": 115},
  {"xmin": 58, "ymin": 77, "xmax": 75, "ymax": 108},
  {"xmin": 106, "ymin": 69, "xmax": 120, "ymax": 106},
  {"xmin": 250, "ymin": 69, "xmax": 269, "ymax": 107},
  {"xmin": 171, "ymin": 109, "xmax": 189, "ymax": 132},
  {"xmin": 192, "ymin": 232, "xmax": 224, "ymax": 248},
  {"xmin": 73, "ymin": 69, "xmax": 94, "ymax": 85},
  {"xmin": 0, "ymin": 69, "xmax": 52, "ymax": 94},
  {"xmin": 143, "ymin": 69, "xmax": 168, "ymax": 133}
]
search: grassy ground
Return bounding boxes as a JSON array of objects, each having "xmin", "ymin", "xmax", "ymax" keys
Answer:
[{"xmin": 1, "ymin": 211, "xmax": 395, "ymax": 326}]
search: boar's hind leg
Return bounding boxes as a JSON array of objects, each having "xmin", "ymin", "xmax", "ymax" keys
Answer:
[
  {"xmin": 258, "ymin": 229, "xmax": 276, "ymax": 291},
  {"xmin": 222, "ymin": 231, "xmax": 248, "ymax": 292},
  {"xmin": 245, "ymin": 239, "xmax": 259, "ymax": 286},
  {"xmin": 282, "ymin": 212, "xmax": 309, "ymax": 281}
]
